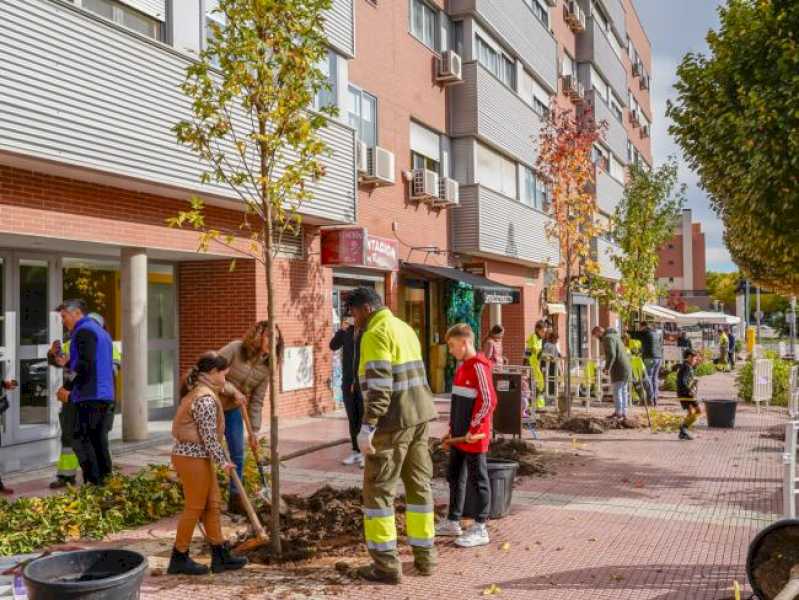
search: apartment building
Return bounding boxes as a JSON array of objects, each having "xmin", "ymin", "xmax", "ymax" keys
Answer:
[
  {"xmin": 656, "ymin": 209, "xmax": 711, "ymax": 311},
  {"xmin": 0, "ymin": 0, "xmax": 357, "ymax": 448}
]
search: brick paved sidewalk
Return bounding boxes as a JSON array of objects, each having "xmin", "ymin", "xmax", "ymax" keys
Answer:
[{"xmin": 8, "ymin": 369, "xmax": 787, "ymax": 599}]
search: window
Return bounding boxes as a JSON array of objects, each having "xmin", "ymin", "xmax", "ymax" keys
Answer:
[
  {"xmin": 476, "ymin": 142, "xmax": 517, "ymax": 199},
  {"xmin": 561, "ymin": 52, "xmax": 576, "ymax": 78},
  {"xmin": 314, "ymin": 51, "xmax": 338, "ymax": 111},
  {"xmin": 520, "ymin": 69, "xmax": 549, "ymax": 116},
  {"xmin": 609, "ymin": 94, "xmax": 623, "ymax": 122},
  {"xmin": 610, "ymin": 156, "xmax": 625, "ymax": 182},
  {"xmin": 476, "ymin": 34, "xmax": 515, "ymax": 89},
  {"xmin": 348, "ymin": 86, "xmax": 377, "ymax": 147},
  {"xmin": 412, "ymin": 152, "xmax": 439, "ymax": 172},
  {"xmin": 592, "ymin": 145, "xmax": 609, "ymax": 170},
  {"xmin": 205, "ymin": 0, "xmax": 225, "ymax": 52},
  {"xmin": 521, "ymin": 165, "xmax": 550, "ymax": 211},
  {"xmin": 410, "ymin": 121, "xmax": 441, "ymax": 173},
  {"xmin": 410, "ymin": 0, "xmax": 437, "ymax": 50},
  {"xmin": 590, "ymin": 66, "xmax": 609, "ymax": 103},
  {"xmin": 627, "ymin": 139, "xmax": 633, "ymax": 162},
  {"xmin": 78, "ymin": 0, "xmax": 162, "ymax": 40},
  {"xmin": 501, "ymin": 55, "xmax": 516, "ymax": 89},
  {"xmin": 523, "ymin": 0, "xmax": 549, "ymax": 27}
]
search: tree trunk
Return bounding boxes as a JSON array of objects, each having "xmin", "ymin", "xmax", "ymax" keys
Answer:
[{"xmin": 564, "ymin": 266, "xmax": 573, "ymax": 417}]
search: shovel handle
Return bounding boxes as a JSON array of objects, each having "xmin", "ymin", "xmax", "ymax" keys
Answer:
[
  {"xmin": 442, "ymin": 433, "xmax": 486, "ymax": 446},
  {"xmin": 240, "ymin": 404, "xmax": 261, "ymax": 458},
  {"xmin": 223, "ymin": 446, "xmax": 267, "ymax": 541}
]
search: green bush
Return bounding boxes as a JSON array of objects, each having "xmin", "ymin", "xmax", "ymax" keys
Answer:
[
  {"xmin": 695, "ymin": 361, "xmax": 717, "ymax": 377},
  {"xmin": 662, "ymin": 371, "xmax": 677, "ymax": 392},
  {"xmin": 735, "ymin": 339, "xmax": 743, "ymax": 353},
  {"xmin": 736, "ymin": 351, "xmax": 792, "ymax": 406}
]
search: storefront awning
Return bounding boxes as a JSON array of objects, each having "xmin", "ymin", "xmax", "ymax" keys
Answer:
[
  {"xmin": 546, "ymin": 303, "xmax": 567, "ymax": 315},
  {"xmin": 402, "ymin": 263, "xmax": 520, "ymax": 304},
  {"xmin": 643, "ymin": 304, "xmax": 684, "ymax": 323}
]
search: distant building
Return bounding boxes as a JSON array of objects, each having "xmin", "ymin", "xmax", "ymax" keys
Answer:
[{"xmin": 656, "ymin": 209, "xmax": 712, "ymax": 311}]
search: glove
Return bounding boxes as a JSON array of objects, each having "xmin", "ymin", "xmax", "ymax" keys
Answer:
[{"xmin": 357, "ymin": 424, "xmax": 376, "ymax": 456}]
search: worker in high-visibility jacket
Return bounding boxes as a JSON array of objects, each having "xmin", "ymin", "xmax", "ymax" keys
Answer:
[
  {"xmin": 525, "ymin": 320, "xmax": 549, "ymax": 410},
  {"xmin": 348, "ymin": 287, "xmax": 437, "ymax": 585}
]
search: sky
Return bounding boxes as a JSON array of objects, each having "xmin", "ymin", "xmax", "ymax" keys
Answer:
[{"xmin": 633, "ymin": 0, "xmax": 736, "ymax": 273}]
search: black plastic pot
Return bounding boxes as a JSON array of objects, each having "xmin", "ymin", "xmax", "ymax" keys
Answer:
[
  {"xmin": 747, "ymin": 519, "xmax": 799, "ymax": 600},
  {"xmin": 463, "ymin": 458, "xmax": 519, "ymax": 520},
  {"xmin": 704, "ymin": 399, "xmax": 738, "ymax": 428},
  {"xmin": 23, "ymin": 549, "xmax": 147, "ymax": 600}
]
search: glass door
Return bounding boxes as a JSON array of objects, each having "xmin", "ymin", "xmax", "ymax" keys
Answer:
[{"xmin": 8, "ymin": 256, "xmax": 60, "ymax": 444}]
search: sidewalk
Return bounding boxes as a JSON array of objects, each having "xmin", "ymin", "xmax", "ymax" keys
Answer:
[{"xmin": 7, "ymin": 370, "xmax": 786, "ymax": 599}]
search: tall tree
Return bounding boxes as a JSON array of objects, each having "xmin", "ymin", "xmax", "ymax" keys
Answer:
[
  {"xmin": 668, "ymin": 0, "xmax": 799, "ymax": 295},
  {"xmin": 537, "ymin": 106, "xmax": 603, "ymax": 416},
  {"xmin": 169, "ymin": 0, "xmax": 334, "ymax": 557},
  {"xmin": 611, "ymin": 158, "xmax": 685, "ymax": 323}
]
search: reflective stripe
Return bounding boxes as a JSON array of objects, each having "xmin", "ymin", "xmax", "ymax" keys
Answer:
[
  {"xmin": 367, "ymin": 377, "xmax": 393, "ymax": 390},
  {"xmin": 393, "ymin": 377, "xmax": 426, "ymax": 391},
  {"xmin": 452, "ymin": 385, "xmax": 478, "ymax": 398},
  {"xmin": 364, "ymin": 360, "xmax": 392, "ymax": 372},
  {"xmin": 366, "ymin": 540, "xmax": 398, "ymax": 551},
  {"xmin": 408, "ymin": 537, "xmax": 435, "ymax": 548},
  {"xmin": 364, "ymin": 512, "xmax": 397, "ymax": 548},
  {"xmin": 406, "ymin": 510, "xmax": 435, "ymax": 543},
  {"xmin": 406, "ymin": 504, "xmax": 434, "ymax": 514},
  {"xmin": 364, "ymin": 507, "xmax": 395, "ymax": 518},
  {"xmin": 393, "ymin": 360, "xmax": 426, "ymax": 374}
]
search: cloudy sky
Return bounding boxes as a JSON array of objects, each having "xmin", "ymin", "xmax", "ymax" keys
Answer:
[{"xmin": 634, "ymin": 0, "xmax": 736, "ymax": 273}]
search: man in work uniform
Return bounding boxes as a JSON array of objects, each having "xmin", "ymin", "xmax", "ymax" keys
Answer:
[{"xmin": 347, "ymin": 287, "xmax": 437, "ymax": 584}]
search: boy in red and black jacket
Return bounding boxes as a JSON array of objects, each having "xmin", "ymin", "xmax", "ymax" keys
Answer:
[{"xmin": 436, "ymin": 323, "xmax": 497, "ymax": 548}]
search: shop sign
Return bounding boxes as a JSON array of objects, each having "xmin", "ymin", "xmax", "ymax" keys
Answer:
[
  {"xmin": 482, "ymin": 292, "xmax": 516, "ymax": 305},
  {"xmin": 321, "ymin": 228, "xmax": 399, "ymax": 271}
]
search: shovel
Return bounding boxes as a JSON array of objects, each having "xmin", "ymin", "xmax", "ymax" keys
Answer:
[
  {"xmin": 223, "ymin": 445, "xmax": 268, "ymax": 551},
  {"xmin": 440, "ymin": 432, "xmax": 486, "ymax": 450},
  {"xmin": 240, "ymin": 405, "xmax": 270, "ymax": 500}
]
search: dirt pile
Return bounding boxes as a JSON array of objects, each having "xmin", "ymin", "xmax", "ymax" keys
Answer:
[
  {"xmin": 429, "ymin": 437, "xmax": 557, "ymax": 479},
  {"xmin": 242, "ymin": 486, "xmax": 403, "ymax": 564},
  {"xmin": 536, "ymin": 411, "xmax": 644, "ymax": 434},
  {"xmin": 750, "ymin": 524, "xmax": 799, "ymax": 600}
]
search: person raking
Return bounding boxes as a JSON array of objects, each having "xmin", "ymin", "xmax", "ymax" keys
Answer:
[{"xmin": 436, "ymin": 323, "xmax": 497, "ymax": 548}]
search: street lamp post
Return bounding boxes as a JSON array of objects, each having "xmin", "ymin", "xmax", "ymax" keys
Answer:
[{"xmin": 790, "ymin": 295, "xmax": 797, "ymax": 359}]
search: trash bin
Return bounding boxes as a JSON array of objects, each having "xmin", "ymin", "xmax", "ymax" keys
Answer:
[
  {"xmin": 23, "ymin": 549, "xmax": 147, "ymax": 600},
  {"xmin": 703, "ymin": 399, "xmax": 738, "ymax": 428},
  {"xmin": 746, "ymin": 518, "xmax": 799, "ymax": 600},
  {"xmin": 463, "ymin": 458, "xmax": 519, "ymax": 520},
  {"xmin": 493, "ymin": 367, "xmax": 529, "ymax": 437}
]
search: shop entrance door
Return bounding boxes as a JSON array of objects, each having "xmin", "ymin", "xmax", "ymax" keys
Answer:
[{"xmin": 1, "ymin": 253, "xmax": 61, "ymax": 446}]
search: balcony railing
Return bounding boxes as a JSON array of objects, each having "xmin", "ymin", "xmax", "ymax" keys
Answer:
[{"xmin": 576, "ymin": 16, "xmax": 627, "ymax": 102}]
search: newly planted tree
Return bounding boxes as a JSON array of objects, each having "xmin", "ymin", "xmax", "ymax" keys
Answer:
[
  {"xmin": 612, "ymin": 158, "xmax": 685, "ymax": 324},
  {"xmin": 169, "ymin": 0, "xmax": 334, "ymax": 557},
  {"xmin": 537, "ymin": 106, "xmax": 604, "ymax": 415}
]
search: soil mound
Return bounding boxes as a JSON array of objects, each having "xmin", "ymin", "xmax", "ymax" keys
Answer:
[
  {"xmin": 429, "ymin": 437, "xmax": 557, "ymax": 478},
  {"xmin": 536, "ymin": 412, "xmax": 644, "ymax": 434}
]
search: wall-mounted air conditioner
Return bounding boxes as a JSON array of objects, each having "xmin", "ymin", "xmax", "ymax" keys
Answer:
[
  {"xmin": 410, "ymin": 169, "xmax": 439, "ymax": 202},
  {"xmin": 356, "ymin": 140, "xmax": 369, "ymax": 175},
  {"xmin": 436, "ymin": 50, "xmax": 463, "ymax": 84},
  {"xmin": 435, "ymin": 177, "xmax": 459, "ymax": 207},
  {"xmin": 361, "ymin": 146, "xmax": 395, "ymax": 185}
]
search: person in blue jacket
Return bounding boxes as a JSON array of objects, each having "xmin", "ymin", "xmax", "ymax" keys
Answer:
[{"xmin": 55, "ymin": 299, "xmax": 115, "ymax": 486}]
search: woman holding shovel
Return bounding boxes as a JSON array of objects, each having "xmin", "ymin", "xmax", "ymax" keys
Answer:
[
  {"xmin": 218, "ymin": 321, "xmax": 282, "ymax": 514},
  {"xmin": 169, "ymin": 351, "xmax": 247, "ymax": 576}
]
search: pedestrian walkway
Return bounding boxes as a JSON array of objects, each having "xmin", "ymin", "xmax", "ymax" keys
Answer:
[{"xmin": 5, "ymin": 369, "xmax": 787, "ymax": 599}]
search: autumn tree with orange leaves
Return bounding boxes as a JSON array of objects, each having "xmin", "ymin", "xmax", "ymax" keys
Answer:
[{"xmin": 537, "ymin": 106, "xmax": 604, "ymax": 415}]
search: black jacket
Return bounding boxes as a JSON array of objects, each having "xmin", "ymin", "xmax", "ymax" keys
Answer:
[
  {"xmin": 329, "ymin": 325, "xmax": 360, "ymax": 389},
  {"xmin": 677, "ymin": 362, "xmax": 696, "ymax": 398},
  {"xmin": 637, "ymin": 328, "xmax": 663, "ymax": 360}
]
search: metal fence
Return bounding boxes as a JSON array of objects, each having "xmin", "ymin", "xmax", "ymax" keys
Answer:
[
  {"xmin": 753, "ymin": 358, "xmax": 774, "ymax": 412},
  {"xmin": 782, "ymin": 366, "xmax": 799, "ymax": 518}
]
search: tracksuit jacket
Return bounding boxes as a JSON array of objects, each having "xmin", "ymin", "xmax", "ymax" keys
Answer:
[
  {"xmin": 449, "ymin": 353, "xmax": 497, "ymax": 453},
  {"xmin": 65, "ymin": 316, "xmax": 115, "ymax": 404}
]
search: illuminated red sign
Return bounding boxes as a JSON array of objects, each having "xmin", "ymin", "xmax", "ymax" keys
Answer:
[{"xmin": 321, "ymin": 229, "xmax": 399, "ymax": 271}]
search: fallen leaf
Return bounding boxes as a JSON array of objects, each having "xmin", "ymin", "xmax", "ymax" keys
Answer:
[
  {"xmin": 610, "ymin": 574, "xmax": 625, "ymax": 582},
  {"xmin": 500, "ymin": 542, "xmax": 511, "ymax": 552},
  {"xmin": 555, "ymin": 547, "xmax": 563, "ymax": 551},
  {"xmin": 524, "ymin": 545, "xmax": 531, "ymax": 551},
  {"xmin": 482, "ymin": 583, "xmax": 502, "ymax": 596},
  {"xmin": 588, "ymin": 537, "xmax": 598, "ymax": 542}
]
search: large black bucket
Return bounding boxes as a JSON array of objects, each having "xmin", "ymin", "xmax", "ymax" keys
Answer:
[
  {"xmin": 463, "ymin": 458, "xmax": 519, "ymax": 520},
  {"xmin": 23, "ymin": 549, "xmax": 147, "ymax": 600},
  {"xmin": 746, "ymin": 518, "xmax": 799, "ymax": 600},
  {"xmin": 704, "ymin": 399, "xmax": 738, "ymax": 428}
]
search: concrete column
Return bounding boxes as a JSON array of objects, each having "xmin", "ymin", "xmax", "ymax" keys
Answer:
[
  {"xmin": 121, "ymin": 248, "xmax": 148, "ymax": 441},
  {"xmin": 489, "ymin": 304, "xmax": 502, "ymax": 328},
  {"xmin": 681, "ymin": 209, "xmax": 694, "ymax": 292}
]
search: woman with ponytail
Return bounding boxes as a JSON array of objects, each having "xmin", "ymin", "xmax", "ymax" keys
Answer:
[{"xmin": 168, "ymin": 351, "xmax": 247, "ymax": 576}]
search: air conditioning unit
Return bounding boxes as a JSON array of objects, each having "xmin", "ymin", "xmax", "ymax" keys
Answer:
[
  {"xmin": 565, "ymin": 1, "xmax": 586, "ymax": 33},
  {"xmin": 631, "ymin": 61, "xmax": 643, "ymax": 78},
  {"xmin": 435, "ymin": 177, "xmax": 459, "ymax": 207},
  {"xmin": 641, "ymin": 124, "xmax": 650, "ymax": 138},
  {"xmin": 574, "ymin": 81, "xmax": 586, "ymax": 103},
  {"xmin": 436, "ymin": 50, "xmax": 463, "ymax": 84},
  {"xmin": 640, "ymin": 75, "xmax": 651, "ymax": 91},
  {"xmin": 362, "ymin": 146, "xmax": 395, "ymax": 185},
  {"xmin": 410, "ymin": 169, "xmax": 439, "ymax": 202},
  {"xmin": 356, "ymin": 140, "xmax": 369, "ymax": 175},
  {"xmin": 562, "ymin": 74, "xmax": 577, "ymax": 96}
]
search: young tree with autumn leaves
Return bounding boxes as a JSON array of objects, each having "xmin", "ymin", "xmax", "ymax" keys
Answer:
[
  {"xmin": 611, "ymin": 159, "xmax": 685, "ymax": 324},
  {"xmin": 537, "ymin": 107, "xmax": 604, "ymax": 415},
  {"xmin": 169, "ymin": 0, "xmax": 335, "ymax": 557}
]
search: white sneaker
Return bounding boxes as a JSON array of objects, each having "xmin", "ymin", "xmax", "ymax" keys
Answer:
[
  {"xmin": 435, "ymin": 519, "xmax": 463, "ymax": 537},
  {"xmin": 455, "ymin": 523, "xmax": 490, "ymax": 548},
  {"xmin": 357, "ymin": 454, "xmax": 365, "ymax": 468},
  {"xmin": 342, "ymin": 452, "xmax": 362, "ymax": 466}
]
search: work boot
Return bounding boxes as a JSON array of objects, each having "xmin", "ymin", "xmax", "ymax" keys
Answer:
[
  {"xmin": 167, "ymin": 547, "xmax": 209, "ymax": 576},
  {"xmin": 356, "ymin": 564, "xmax": 401, "ymax": 585},
  {"xmin": 211, "ymin": 543, "xmax": 247, "ymax": 573},
  {"xmin": 414, "ymin": 560, "xmax": 435, "ymax": 576},
  {"xmin": 49, "ymin": 476, "xmax": 76, "ymax": 490},
  {"xmin": 227, "ymin": 493, "xmax": 247, "ymax": 516}
]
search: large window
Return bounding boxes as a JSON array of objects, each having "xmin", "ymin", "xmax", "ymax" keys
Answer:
[
  {"xmin": 590, "ymin": 66, "xmax": 609, "ymax": 103},
  {"xmin": 520, "ymin": 166, "xmax": 550, "ymax": 211},
  {"xmin": 476, "ymin": 142, "xmax": 517, "ymax": 199},
  {"xmin": 348, "ymin": 86, "xmax": 377, "ymax": 147},
  {"xmin": 524, "ymin": 0, "xmax": 549, "ymax": 26},
  {"xmin": 609, "ymin": 94, "xmax": 623, "ymax": 122},
  {"xmin": 314, "ymin": 51, "xmax": 338, "ymax": 111},
  {"xmin": 610, "ymin": 155, "xmax": 625, "ymax": 182},
  {"xmin": 476, "ymin": 35, "xmax": 515, "ymax": 89},
  {"xmin": 519, "ymin": 70, "xmax": 550, "ymax": 117},
  {"xmin": 410, "ymin": 121, "xmax": 441, "ymax": 173},
  {"xmin": 77, "ymin": 0, "xmax": 163, "ymax": 40},
  {"xmin": 410, "ymin": 0, "xmax": 437, "ymax": 50}
]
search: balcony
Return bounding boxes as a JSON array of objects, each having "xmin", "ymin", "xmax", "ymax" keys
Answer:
[
  {"xmin": 450, "ymin": 62, "xmax": 544, "ymax": 167},
  {"xmin": 595, "ymin": 168, "xmax": 624, "ymax": 216},
  {"xmin": 576, "ymin": 17, "xmax": 627, "ymax": 102},
  {"xmin": 0, "ymin": 0, "xmax": 357, "ymax": 225},
  {"xmin": 451, "ymin": 184, "xmax": 559, "ymax": 266},
  {"xmin": 585, "ymin": 90, "xmax": 628, "ymax": 164},
  {"xmin": 448, "ymin": 0, "xmax": 558, "ymax": 91},
  {"xmin": 326, "ymin": 0, "xmax": 355, "ymax": 58},
  {"xmin": 593, "ymin": 238, "xmax": 622, "ymax": 281},
  {"xmin": 590, "ymin": 0, "xmax": 626, "ymax": 47}
]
